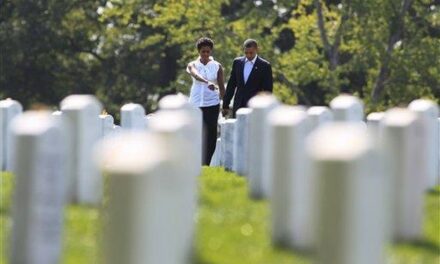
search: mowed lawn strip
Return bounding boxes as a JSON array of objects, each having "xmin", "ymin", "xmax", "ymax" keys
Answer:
[{"xmin": 0, "ymin": 168, "xmax": 439, "ymax": 264}]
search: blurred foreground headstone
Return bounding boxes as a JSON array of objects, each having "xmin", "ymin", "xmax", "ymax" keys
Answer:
[
  {"xmin": 159, "ymin": 94, "xmax": 203, "ymax": 172},
  {"xmin": 10, "ymin": 111, "xmax": 67, "ymax": 264},
  {"xmin": 382, "ymin": 108, "xmax": 424, "ymax": 241},
  {"xmin": 307, "ymin": 123, "xmax": 385, "ymax": 264},
  {"xmin": 269, "ymin": 106, "xmax": 314, "ymax": 250},
  {"xmin": 149, "ymin": 110, "xmax": 198, "ymax": 261},
  {"xmin": 97, "ymin": 116, "xmax": 195, "ymax": 264},
  {"xmin": 408, "ymin": 99, "xmax": 439, "ymax": 188}
]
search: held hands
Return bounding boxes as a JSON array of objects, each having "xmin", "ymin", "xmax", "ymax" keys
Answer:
[
  {"xmin": 222, "ymin": 108, "xmax": 232, "ymax": 118},
  {"xmin": 207, "ymin": 81, "xmax": 216, "ymax": 91}
]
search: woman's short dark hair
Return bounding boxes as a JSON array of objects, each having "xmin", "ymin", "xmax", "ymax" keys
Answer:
[{"xmin": 196, "ymin": 37, "xmax": 214, "ymax": 50}]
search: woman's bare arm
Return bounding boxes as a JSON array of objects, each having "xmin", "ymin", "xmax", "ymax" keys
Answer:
[
  {"xmin": 187, "ymin": 62, "xmax": 208, "ymax": 83},
  {"xmin": 217, "ymin": 64, "xmax": 226, "ymax": 99}
]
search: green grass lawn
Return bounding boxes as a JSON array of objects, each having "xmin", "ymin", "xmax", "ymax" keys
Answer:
[{"xmin": 1, "ymin": 167, "xmax": 439, "ymax": 263}]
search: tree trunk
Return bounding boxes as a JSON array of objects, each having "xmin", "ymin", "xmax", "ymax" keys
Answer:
[
  {"xmin": 315, "ymin": 0, "xmax": 351, "ymax": 80},
  {"xmin": 371, "ymin": 0, "xmax": 412, "ymax": 103}
]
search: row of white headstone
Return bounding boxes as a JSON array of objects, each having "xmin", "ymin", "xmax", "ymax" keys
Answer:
[
  {"xmin": 210, "ymin": 93, "xmax": 439, "ymax": 264},
  {"xmin": 1, "ymin": 94, "xmax": 203, "ymax": 264},
  {"xmin": 1, "ymin": 93, "xmax": 438, "ymax": 264}
]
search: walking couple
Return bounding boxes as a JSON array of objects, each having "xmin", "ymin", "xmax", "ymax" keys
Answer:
[{"xmin": 187, "ymin": 37, "xmax": 273, "ymax": 166}]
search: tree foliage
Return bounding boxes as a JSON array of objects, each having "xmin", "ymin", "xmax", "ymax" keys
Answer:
[{"xmin": 1, "ymin": 0, "xmax": 439, "ymax": 116}]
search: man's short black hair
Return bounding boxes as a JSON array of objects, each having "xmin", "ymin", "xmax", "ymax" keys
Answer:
[
  {"xmin": 196, "ymin": 37, "xmax": 214, "ymax": 50},
  {"xmin": 243, "ymin": 39, "xmax": 258, "ymax": 49}
]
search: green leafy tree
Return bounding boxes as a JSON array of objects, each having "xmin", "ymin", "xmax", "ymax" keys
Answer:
[{"xmin": 1, "ymin": 0, "xmax": 439, "ymax": 116}]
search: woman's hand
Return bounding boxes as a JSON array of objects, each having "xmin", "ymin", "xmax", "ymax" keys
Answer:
[
  {"xmin": 207, "ymin": 81, "xmax": 216, "ymax": 91},
  {"xmin": 222, "ymin": 107, "xmax": 231, "ymax": 118}
]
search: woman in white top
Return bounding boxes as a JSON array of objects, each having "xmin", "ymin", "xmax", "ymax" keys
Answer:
[{"xmin": 187, "ymin": 37, "xmax": 225, "ymax": 165}]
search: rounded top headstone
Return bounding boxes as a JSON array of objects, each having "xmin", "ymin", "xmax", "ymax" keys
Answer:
[
  {"xmin": 330, "ymin": 94, "xmax": 363, "ymax": 109},
  {"xmin": 225, "ymin": 119, "xmax": 237, "ymax": 124},
  {"xmin": 236, "ymin": 108, "xmax": 253, "ymax": 116},
  {"xmin": 307, "ymin": 106, "xmax": 331, "ymax": 116},
  {"xmin": 11, "ymin": 111, "xmax": 56, "ymax": 135},
  {"xmin": 268, "ymin": 105, "xmax": 307, "ymax": 126},
  {"xmin": 307, "ymin": 123, "xmax": 370, "ymax": 161},
  {"xmin": 0, "ymin": 98, "xmax": 23, "ymax": 109},
  {"xmin": 248, "ymin": 94, "xmax": 279, "ymax": 109},
  {"xmin": 329, "ymin": 94, "xmax": 364, "ymax": 122},
  {"xmin": 218, "ymin": 118, "xmax": 227, "ymax": 125},
  {"xmin": 367, "ymin": 112, "xmax": 385, "ymax": 122},
  {"xmin": 383, "ymin": 108, "xmax": 417, "ymax": 127},
  {"xmin": 60, "ymin": 95, "xmax": 102, "ymax": 111},
  {"xmin": 158, "ymin": 94, "xmax": 191, "ymax": 110},
  {"xmin": 291, "ymin": 105, "xmax": 307, "ymax": 112},
  {"xmin": 96, "ymin": 132, "xmax": 166, "ymax": 175},
  {"xmin": 408, "ymin": 99, "xmax": 439, "ymax": 113},
  {"xmin": 121, "ymin": 103, "xmax": 145, "ymax": 113},
  {"xmin": 148, "ymin": 110, "xmax": 192, "ymax": 132},
  {"xmin": 100, "ymin": 114, "xmax": 114, "ymax": 123}
]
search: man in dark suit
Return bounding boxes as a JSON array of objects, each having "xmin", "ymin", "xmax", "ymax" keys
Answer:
[{"xmin": 222, "ymin": 39, "xmax": 273, "ymax": 117}]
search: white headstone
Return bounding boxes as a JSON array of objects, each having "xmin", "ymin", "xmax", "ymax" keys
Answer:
[
  {"xmin": 99, "ymin": 114, "xmax": 115, "ymax": 138},
  {"xmin": 148, "ymin": 110, "xmax": 197, "ymax": 262},
  {"xmin": 307, "ymin": 123, "xmax": 385, "ymax": 264},
  {"xmin": 96, "ymin": 126, "xmax": 193, "ymax": 264},
  {"xmin": 10, "ymin": 111, "xmax": 67, "ymax": 264},
  {"xmin": 247, "ymin": 94, "xmax": 279, "ymax": 199},
  {"xmin": 0, "ymin": 103, "xmax": 2, "ymax": 170},
  {"xmin": 268, "ymin": 106, "xmax": 314, "ymax": 250},
  {"xmin": 329, "ymin": 94, "xmax": 364, "ymax": 122},
  {"xmin": 408, "ymin": 99, "xmax": 439, "ymax": 188},
  {"xmin": 0, "ymin": 99, "xmax": 23, "ymax": 171},
  {"xmin": 221, "ymin": 119, "xmax": 236, "ymax": 171},
  {"xmin": 307, "ymin": 106, "xmax": 333, "ymax": 132},
  {"xmin": 367, "ymin": 112, "xmax": 385, "ymax": 147},
  {"xmin": 209, "ymin": 138, "xmax": 222, "ymax": 167},
  {"xmin": 233, "ymin": 108, "xmax": 252, "ymax": 176},
  {"xmin": 382, "ymin": 108, "xmax": 424, "ymax": 241},
  {"xmin": 144, "ymin": 114, "xmax": 154, "ymax": 129},
  {"xmin": 218, "ymin": 119, "xmax": 226, "ymax": 166},
  {"xmin": 159, "ymin": 94, "xmax": 203, "ymax": 172},
  {"xmin": 60, "ymin": 95, "xmax": 103, "ymax": 204},
  {"xmin": 51, "ymin": 110, "xmax": 74, "ymax": 202},
  {"xmin": 113, "ymin": 125, "xmax": 121, "ymax": 134},
  {"xmin": 121, "ymin": 103, "xmax": 146, "ymax": 131}
]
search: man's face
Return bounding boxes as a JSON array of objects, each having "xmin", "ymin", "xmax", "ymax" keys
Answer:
[{"xmin": 244, "ymin": 46, "xmax": 258, "ymax": 61}]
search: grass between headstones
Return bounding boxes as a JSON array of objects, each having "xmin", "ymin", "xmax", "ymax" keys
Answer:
[{"xmin": 0, "ymin": 169, "xmax": 439, "ymax": 264}]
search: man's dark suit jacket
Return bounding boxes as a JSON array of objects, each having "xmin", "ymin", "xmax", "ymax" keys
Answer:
[{"xmin": 222, "ymin": 56, "xmax": 273, "ymax": 115}]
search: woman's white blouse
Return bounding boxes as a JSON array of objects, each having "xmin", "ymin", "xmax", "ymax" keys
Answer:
[{"xmin": 188, "ymin": 59, "xmax": 220, "ymax": 107}]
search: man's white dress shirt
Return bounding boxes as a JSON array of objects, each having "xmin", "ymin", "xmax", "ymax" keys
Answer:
[{"xmin": 243, "ymin": 55, "xmax": 258, "ymax": 84}]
